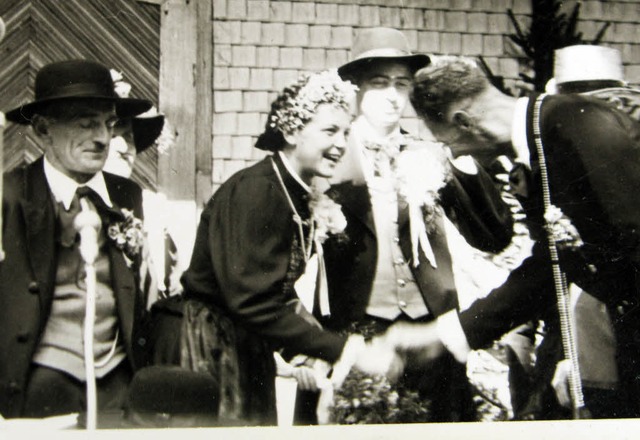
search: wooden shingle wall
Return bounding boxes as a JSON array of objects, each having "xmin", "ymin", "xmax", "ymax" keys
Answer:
[{"xmin": 211, "ymin": 0, "xmax": 640, "ymax": 193}]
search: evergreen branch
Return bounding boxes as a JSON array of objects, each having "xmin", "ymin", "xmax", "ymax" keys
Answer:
[{"xmin": 593, "ymin": 23, "xmax": 611, "ymax": 44}]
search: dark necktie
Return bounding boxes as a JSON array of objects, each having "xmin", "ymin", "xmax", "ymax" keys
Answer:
[
  {"xmin": 58, "ymin": 190, "xmax": 83, "ymax": 247},
  {"xmin": 76, "ymin": 186, "xmax": 124, "ymax": 223},
  {"xmin": 58, "ymin": 186, "xmax": 122, "ymax": 247}
]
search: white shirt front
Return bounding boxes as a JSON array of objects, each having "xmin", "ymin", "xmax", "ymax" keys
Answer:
[
  {"xmin": 43, "ymin": 156, "xmax": 113, "ymax": 209},
  {"xmin": 349, "ymin": 116, "xmax": 429, "ymax": 320},
  {"xmin": 511, "ymin": 97, "xmax": 531, "ymax": 168}
]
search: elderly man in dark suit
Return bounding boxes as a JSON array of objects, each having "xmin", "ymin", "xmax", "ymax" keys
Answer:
[
  {"xmin": 0, "ymin": 60, "xmax": 152, "ymax": 418},
  {"xmin": 388, "ymin": 55, "xmax": 640, "ymax": 419},
  {"xmin": 319, "ymin": 29, "xmax": 513, "ymax": 423}
]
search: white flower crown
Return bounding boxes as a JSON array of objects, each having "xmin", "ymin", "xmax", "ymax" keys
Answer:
[{"xmin": 270, "ymin": 69, "xmax": 358, "ymax": 135}]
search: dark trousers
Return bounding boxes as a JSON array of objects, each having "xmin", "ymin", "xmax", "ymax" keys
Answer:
[{"xmin": 22, "ymin": 361, "xmax": 133, "ymax": 418}]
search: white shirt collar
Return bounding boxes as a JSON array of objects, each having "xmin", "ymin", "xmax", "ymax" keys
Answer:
[
  {"xmin": 277, "ymin": 151, "xmax": 311, "ymax": 194},
  {"xmin": 353, "ymin": 116, "xmax": 403, "ymax": 145},
  {"xmin": 511, "ymin": 97, "xmax": 531, "ymax": 168},
  {"xmin": 352, "ymin": 116, "xmax": 403, "ymax": 182},
  {"xmin": 43, "ymin": 156, "xmax": 113, "ymax": 210}
]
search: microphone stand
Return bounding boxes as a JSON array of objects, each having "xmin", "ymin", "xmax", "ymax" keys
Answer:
[
  {"xmin": 74, "ymin": 200, "xmax": 102, "ymax": 430},
  {"xmin": 0, "ymin": 111, "xmax": 5, "ymax": 262},
  {"xmin": 0, "ymin": 18, "xmax": 7, "ymax": 262}
]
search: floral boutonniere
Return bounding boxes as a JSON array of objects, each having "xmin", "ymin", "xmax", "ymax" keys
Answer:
[
  {"xmin": 544, "ymin": 205, "xmax": 583, "ymax": 250},
  {"xmin": 308, "ymin": 189, "xmax": 348, "ymax": 245},
  {"xmin": 394, "ymin": 143, "xmax": 452, "ymax": 229},
  {"xmin": 393, "ymin": 143, "xmax": 453, "ymax": 268},
  {"xmin": 107, "ymin": 208, "xmax": 145, "ymax": 260}
]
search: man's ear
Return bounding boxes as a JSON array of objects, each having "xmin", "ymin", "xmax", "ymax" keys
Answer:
[
  {"xmin": 31, "ymin": 115, "xmax": 50, "ymax": 137},
  {"xmin": 452, "ymin": 110, "xmax": 473, "ymax": 132}
]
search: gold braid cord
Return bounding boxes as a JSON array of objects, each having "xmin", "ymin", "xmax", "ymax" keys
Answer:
[{"xmin": 532, "ymin": 94, "xmax": 586, "ymax": 418}]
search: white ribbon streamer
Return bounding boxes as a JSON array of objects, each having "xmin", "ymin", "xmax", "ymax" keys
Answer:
[{"xmin": 409, "ymin": 202, "xmax": 437, "ymax": 269}]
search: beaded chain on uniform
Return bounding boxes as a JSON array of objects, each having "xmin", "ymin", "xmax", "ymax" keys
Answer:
[{"xmin": 532, "ymin": 94, "xmax": 586, "ymax": 418}]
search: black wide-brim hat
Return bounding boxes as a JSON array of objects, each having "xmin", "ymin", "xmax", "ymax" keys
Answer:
[
  {"xmin": 338, "ymin": 27, "xmax": 430, "ymax": 79},
  {"xmin": 132, "ymin": 114, "xmax": 165, "ymax": 153},
  {"xmin": 123, "ymin": 365, "xmax": 222, "ymax": 428},
  {"xmin": 6, "ymin": 59, "xmax": 152, "ymax": 124}
]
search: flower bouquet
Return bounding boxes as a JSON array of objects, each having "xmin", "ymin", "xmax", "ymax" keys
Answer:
[{"xmin": 329, "ymin": 368, "xmax": 431, "ymax": 424}]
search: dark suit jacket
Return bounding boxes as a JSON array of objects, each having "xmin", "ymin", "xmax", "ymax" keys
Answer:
[
  {"xmin": 323, "ymin": 162, "xmax": 513, "ymax": 331},
  {"xmin": 0, "ymin": 157, "xmax": 147, "ymax": 417},
  {"xmin": 457, "ymin": 94, "xmax": 640, "ymax": 415}
]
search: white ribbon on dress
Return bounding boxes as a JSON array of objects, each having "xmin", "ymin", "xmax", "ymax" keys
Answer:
[
  {"xmin": 293, "ymin": 243, "xmax": 331, "ymax": 317},
  {"xmin": 315, "ymin": 238, "xmax": 331, "ymax": 317}
]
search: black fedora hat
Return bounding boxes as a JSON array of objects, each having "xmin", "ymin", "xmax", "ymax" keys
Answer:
[
  {"xmin": 338, "ymin": 27, "xmax": 430, "ymax": 79},
  {"xmin": 6, "ymin": 59, "xmax": 152, "ymax": 124},
  {"xmin": 124, "ymin": 365, "xmax": 223, "ymax": 428}
]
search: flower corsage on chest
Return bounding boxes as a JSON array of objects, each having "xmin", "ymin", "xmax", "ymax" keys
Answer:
[
  {"xmin": 107, "ymin": 208, "xmax": 145, "ymax": 263},
  {"xmin": 295, "ymin": 189, "xmax": 348, "ymax": 261},
  {"xmin": 393, "ymin": 141, "xmax": 452, "ymax": 267}
]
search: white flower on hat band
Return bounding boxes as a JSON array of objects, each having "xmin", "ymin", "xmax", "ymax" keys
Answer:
[{"xmin": 110, "ymin": 69, "xmax": 132, "ymax": 99}]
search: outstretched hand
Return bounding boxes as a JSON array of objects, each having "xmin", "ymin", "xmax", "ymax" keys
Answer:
[
  {"xmin": 380, "ymin": 321, "xmax": 446, "ymax": 362},
  {"xmin": 331, "ymin": 335, "xmax": 404, "ymax": 387},
  {"xmin": 353, "ymin": 337, "xmax": 405, "ymax": 381}
]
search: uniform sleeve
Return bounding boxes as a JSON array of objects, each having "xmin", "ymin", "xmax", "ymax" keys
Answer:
[
  {"xmin": 441, "ymin": 161, "xmax": 514, "ymax": 253},
  {"xmin": 201, "ymin": 175, "xmax": 346, "ymax": 362},
  {"xmin": 552, "ymin": 101, "xmax": 640, "ymax": 262},
  {"xmin": 458, "ymin": 242, "xmax": 556, "ymax": 350}
]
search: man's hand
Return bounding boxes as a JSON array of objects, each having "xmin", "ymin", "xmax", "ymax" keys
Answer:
[
  {"xmin": 353, "ymin": 337, "xmax": 405, "ymax": 381},
  {"xmin": 332, "ymin": 335, "xmax": 404, "ymax": 387},
  {"xmin": 292, "ymin": 365, "xmax": 319, "ymax": 391},
  {"xmin": 551, "ymin": 359, "xmax": 572, "ymax": 409},
  {"xmin": 382, "ymin": 321, "xmax": 446, "ymax": 361}
]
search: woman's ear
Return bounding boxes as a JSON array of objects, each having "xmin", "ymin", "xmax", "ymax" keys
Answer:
[
  {"xmin": 452, "ymin": 110, "xmax": 473, "ymax": 132},
  {"xmin": 283, "ymin": 131, "xmax": 298, "ymax": 147}
]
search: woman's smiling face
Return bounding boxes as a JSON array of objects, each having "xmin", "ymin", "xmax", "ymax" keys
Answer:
[{"xmin": 284, "ymin": 103, "xmax": 352, "ymax": 183}]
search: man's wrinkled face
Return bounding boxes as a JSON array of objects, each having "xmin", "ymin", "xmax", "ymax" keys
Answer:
[
  {"xmin": 41, "ymin": 100, "xmax": 118, "ymax": 181},
  {"xmin": 425, "ymin": 104, "xmax": 512, "ymax": 166},
  {"xmin": 356, "ymin": 61, "xmax": 412, "ymax": 130}
]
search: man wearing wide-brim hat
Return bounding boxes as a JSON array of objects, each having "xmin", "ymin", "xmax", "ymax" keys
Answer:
[
  {"xmin": 0, "ymin": 59, "xmax": 153, "ymax": 419},
  {"xmin": 320, "ymin": 27, "xmax": 514, "ymax": 423}
]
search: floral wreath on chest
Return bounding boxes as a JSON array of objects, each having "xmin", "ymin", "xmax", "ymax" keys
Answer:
[
  {"xmin": 390, "ymin": 134, "xmax": 453, "ymax": 268},
  {"xmin": 393, "ymin": 135, "xmax": 452, "ymax": 226}
]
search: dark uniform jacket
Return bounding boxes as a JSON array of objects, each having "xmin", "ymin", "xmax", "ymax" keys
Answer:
[{"xmin": 458, "ymin": 94, "xmax": 640, "ymax": 417}]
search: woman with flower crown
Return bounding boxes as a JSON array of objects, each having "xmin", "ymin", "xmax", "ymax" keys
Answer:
[{"xmin": 177, "ymin": 70, "xmax": 392, "ymax": 425}]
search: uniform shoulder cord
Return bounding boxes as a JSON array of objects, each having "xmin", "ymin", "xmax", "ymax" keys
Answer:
[{"xmin": 532, "ymin": 94, "xmax": 589, "ymax": 419}]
